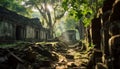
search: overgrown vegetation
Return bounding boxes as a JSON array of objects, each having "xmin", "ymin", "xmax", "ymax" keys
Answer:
[
  {"xmin": 62, "ymin": 0, "xmax": 103, "ymax": 27},
  {"xmin": 0, "ymin": 0, "xmax": 31, "ymax": 16}
]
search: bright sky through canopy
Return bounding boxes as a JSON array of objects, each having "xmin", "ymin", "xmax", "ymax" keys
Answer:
[{"xmin": 47, "ymin": 4, "xmax": 53, "ymax": 12}]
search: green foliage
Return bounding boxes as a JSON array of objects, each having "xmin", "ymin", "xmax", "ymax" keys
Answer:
[
  {"xmin": 0, "ymin": 0, "xmax": 30, "ymax": 16},
  {"xmin": 54, "ymin": 16, "xmax": 77, "ymax": 37},
  {"xmin": 64, "ymin": 16, "xmax": 77, "ymax": 30},
  {"xmin": 62, "ymin": 0, "xmax": 103, "ymax": 27}
]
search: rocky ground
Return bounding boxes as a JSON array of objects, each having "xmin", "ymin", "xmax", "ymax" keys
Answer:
[{"xmin": 0, "ymin": 41, "xmax": 93, "ymax": 69}]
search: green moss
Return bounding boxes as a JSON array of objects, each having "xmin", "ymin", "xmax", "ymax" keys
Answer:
[{"xmin": 0, "ymin": 43, "xmax": 17, "ymax": 48}]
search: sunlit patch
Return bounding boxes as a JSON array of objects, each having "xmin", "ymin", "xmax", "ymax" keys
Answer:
[
  {"xmin": 47, "ymin": 4, "xmax": 53, "ymax": 12},
  {"xmin": 57, "ymin": 22, "xmax": 69, "ymax": 42},
  {"xmin": 32, "ymin": 7, "xmax": 39, "ymax": 12},
  {"xmin": 21, "ymin": 1, "xmax": 25, "ymax": 5}
]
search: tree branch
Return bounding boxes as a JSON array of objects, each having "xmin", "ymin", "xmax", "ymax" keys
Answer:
[{"xmin": 33, "ymin": 1, "xmax": 49, "ymax": 24}]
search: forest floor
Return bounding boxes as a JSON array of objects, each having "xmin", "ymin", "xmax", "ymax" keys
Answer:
[
  {"xmin": 54, "ymin": 47, "xmax": 91, "ymax": 69},
  {"xmin": 0, "ymin": 41, "xmax": 93, "ymax": 69}
]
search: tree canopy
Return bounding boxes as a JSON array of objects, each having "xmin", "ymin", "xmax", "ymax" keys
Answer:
[
  {"xmin": 24, "ymin": 0, "xmax": 66, "ymax": 38},
  {"xmin": 0, "ymin": 0, "xmax": 104, "ymax": 37},
  {"xmin": 62, "ymin": 0, "xmax": 103, "ymax": 27},
  {"xmin": 0, "ymin": 0, "xmax": 30, "ymax": 16}
]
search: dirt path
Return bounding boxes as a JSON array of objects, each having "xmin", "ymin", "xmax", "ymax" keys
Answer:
[{"xmin": 54, "ymin": 48, "xmax": 91, "ymax": 69}]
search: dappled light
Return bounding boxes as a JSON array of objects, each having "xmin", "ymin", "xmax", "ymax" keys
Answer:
[{"xmin": 0, "ymin": 0, "xmax": 120, "ymax": 69}]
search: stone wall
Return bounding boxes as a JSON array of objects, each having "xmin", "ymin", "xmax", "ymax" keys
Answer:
[
  {"xmin": 0, "ymin": 6, "xmax": 50, "ymax": 43},
  {"xmin": 0, "ymin": 21, "xmax": 14, "ymax": 40}
]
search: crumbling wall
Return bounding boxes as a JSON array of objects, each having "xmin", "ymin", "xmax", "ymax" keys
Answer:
[
  {"xmin": 0, "ymin": 6, "xmax": 51, "ymax": 43},
  {"xmin": 87, "ymin": 0, "xmax": 120, "ymax": 69}
]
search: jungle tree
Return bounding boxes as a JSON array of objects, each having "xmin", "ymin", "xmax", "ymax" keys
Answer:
[{"xmin": 24, "ymin": 0, "xmax": 66, "ymax": 38}]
